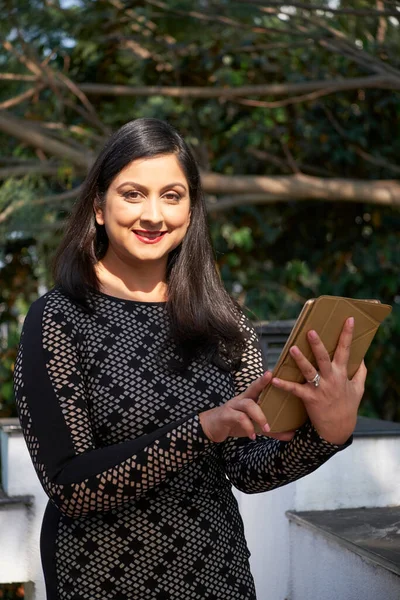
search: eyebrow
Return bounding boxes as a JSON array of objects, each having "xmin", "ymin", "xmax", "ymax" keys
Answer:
[{"xmin": 116, "ymin": 181, "xmax": 188, "ymax": 194}]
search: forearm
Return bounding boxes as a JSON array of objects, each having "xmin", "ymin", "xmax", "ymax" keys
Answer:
[
  {"xmin": 221, "ymin": 420, "xmax": 352, "ymax": 494},
  {"xmin": 30, "ymin": 413, "xmax": 210, "ymax": 517}
]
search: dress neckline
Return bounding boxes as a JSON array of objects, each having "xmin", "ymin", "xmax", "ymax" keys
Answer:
[{"xmin": 90, "ymin": 288, "xmax": 167, "ymax": 306}]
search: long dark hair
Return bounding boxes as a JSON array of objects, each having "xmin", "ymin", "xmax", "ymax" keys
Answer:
[{"xmin": 53, "ymin": 118, "xmax": 245, "ymax": 369}]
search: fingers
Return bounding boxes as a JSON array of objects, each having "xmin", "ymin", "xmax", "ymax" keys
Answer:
[
  {"xmin": 289, "ymin": 345, "xmax": 321, "ymax": 383},
  {"xmin": 333, "ymin": 317, "xmax": 354, "ymax": 369},
  {"xmin": 201, "ymin": 372, "xmax": 274, "ymax": 443},
  {"xmin": 305, "ymin": 329, "xmax": 332, "ymax": 377},
  {"xmin": 232, "ymin": 409, "xmax": 259, "ymax": 440},
  {"xmin": 271, "ymin": 376, "xmax": 310, "ymax": 402},
  {"xmin": 234, "ymin": 397, "xmax": 271, "ymax": 436},
  {"xmin": 351, "ymin": 360, "xmax": 367, "ymax": 389},
  {"xmin": 240, "ymin": 371, "xmax": 273, "ymax": 401}
]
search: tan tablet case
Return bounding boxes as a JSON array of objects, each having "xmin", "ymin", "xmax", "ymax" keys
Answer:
[{"xmin": 256, "ymin": 296, "xmax": 392, "ymax": 433}]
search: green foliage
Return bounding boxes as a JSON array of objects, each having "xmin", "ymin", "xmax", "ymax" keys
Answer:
[
  {"xmin": 1, "ymin": 0, "xmax": 400, "ymax": 420},
  {"xmin": 214, "ymin": 201, "xmax": 400, "ymax": 421},
  {"xmin": 0, "ymin": 239, "xmax": 38, "ymax": 418}
]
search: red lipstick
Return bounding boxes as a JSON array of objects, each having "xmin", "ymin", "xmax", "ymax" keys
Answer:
[{"xmin": 132, "ymin": 230, "xmax": 167, "ymax": 244}]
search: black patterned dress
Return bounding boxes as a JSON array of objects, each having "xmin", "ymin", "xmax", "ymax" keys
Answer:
[{"xmin": 13, "ymin": 286, "xmax": 351, "ymax": 600}]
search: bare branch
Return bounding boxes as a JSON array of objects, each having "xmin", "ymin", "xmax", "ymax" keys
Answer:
[
  {"xmin": 3, "ymin": 38, "xmax": 109, "ymax": 135},
  {"xmin": 292, "ymin": 14, "xmax": 400, "ymax": 81},
  {"xmin": 353, "ymin": 146, "xmax": 400, "ymax": 175},
  {"xmin": 0, "ymin": 162, "xmax": 65, "ymax": 180},
  {"xmin": 280, "ymin": 141, "xmax": 301, "ymax": 174},
  {"xmin": 376, "ymin": 0, "xmax": 388, "ymax": 44},
  {"xmin": 323, "ymin": 106, "xmax": 400, "ymax": 176},
  {"xmin": 108, "ymin": 0, "xmax": 158, "ymax": 33},
  {"xmin": 0, "ymin": 73, "xmax": 36, "ymax": 82},
  {"xmin": 40, "ymin": 122, "xmax": 105, "ymax": 143},
  {"xmin": 145, "ymin": 0, "xmax": 299, "ymax": 35},
  {"xmin": 201, "ymin": 172, "xmax": 400, "ymax": 206},
  {"xmin": 53, "ymin": 70, "xmax": 110, "ymax": 135},
  {"xmin": 0, "ymin": 86, "xmax": 43, "ymax": 110},
  {"xmin": 0, "ymin": 186, "xmax": 81, "ymax": 225},
  {"xmin": 107, "ymin": 0, "xmax": 165, "ymax": 62},
  {"xmin": 247, "ymin": 148, "xmax": 334, "ymax": 177},
  {"xmin": 2, "ymin": 40, "xmax": 43, "ymax": 76},
  {"xmin": 68, "ymin": 75, "xmax": 400, "ymax": 98},
  {"xmin": 230, "ymin": 0, "xmax": 400, "ymax": 17},
  {"xmin": 0, "ymin": 111, "xmax": 92, "ymax": 170},
  {"xmin": 0, "ymin": 74, "xmax": 398, "ymax": 98},
  {"xmin": 0, "ymin": 158, "xmax": 44, "ymax": 166},
  {"xmin": 226, "ymin": 41, "xmax": 312, "ymax": 54},
  {"xmin": 233, "ymin": 85, "xmax": 355, "ymax": 108},
  {"xmin": 207, "ymin": 193, "xmax": 282, "ymax": 212}
]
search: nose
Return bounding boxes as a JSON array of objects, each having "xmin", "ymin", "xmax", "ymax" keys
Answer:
[{"xmin": 140, "ymin": 196, "xmax": 163, "ymax": 226}]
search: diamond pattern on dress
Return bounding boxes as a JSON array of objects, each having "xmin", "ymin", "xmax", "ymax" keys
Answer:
[{"xmin": 13, "ymin": 286, "xmax": 350, "ymax": 599}]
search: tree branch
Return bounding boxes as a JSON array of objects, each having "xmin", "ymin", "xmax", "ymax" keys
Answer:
[
  {"xmin": 53, "ymin": 75, "xmax": 400, "ymax": 97},
  {"xmin": 0, "ymin": 73, "xmax": 36, "ymax": 82},
  {"xmin": 145, "ymin": 0, "xmax": 297, "ymax": 35},
  {"xmin": 0, "ymin": 86, "xmax": 43, "ymax": 110},
  {"xmin": 233, "ymin": 85, "xmax": 355, "ymax": 108},
  {"xmin": 292, "ymin": 14, "xmax": 400, "ymax": 81},
  {"xmin": 323, "ymin": 106, "xmax": 400, "ymax": 176},
  {"xmin": 352, "ymin": 146, "xmax": 400, "ymax": 176},
  {"xmin": 247, "ymin": 148, "xmax": 334, "ymax": 177},
  {"xmin": 207, "ymin": 193, "xmax": 282, "ymax": 212},
  {"xmin": 230, "ymin": 0, "xmax": 400, "ymax": 17},
  {"xmin": 0, "ymin": 186, "xmax": 81, "ymax": 225},
  {"xmin": 3, "ymin": 38, "xmax": 109, "ymax": 135},
  {"xmin": 280, "ymin": 141, "xmax": 301, "ymax": 174},
  {"xmin": 376, "ymin": 0, "xmax": 388, "ymax": 44},
  {"xmin": 0, "ymin": 74, "xmax": 398, "ymax": 98},
  {"xmin": 40, "ymin": 122, "xmax": 105, "ymax": 143},
  {"xmin": 201, "ymin": 172, "xmax": 400, "ymax": 206},
  {"xmin": 0, "ymin": 111, "xmax": 92, "ymax": 170},
  {"xmin": 0, "ymin": 163, "xmax": 65, "ymax": 180}
]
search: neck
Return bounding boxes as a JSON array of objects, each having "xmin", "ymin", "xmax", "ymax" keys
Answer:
[{"xmin": 95, "ymin": 250, "xmax": 168, "ymax": 302}]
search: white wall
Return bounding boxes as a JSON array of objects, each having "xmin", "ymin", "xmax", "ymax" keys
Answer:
[
  {"xmin": 289, "ymin": 520, "xmax": 400, "ymax": 600},
  {"xmin": 0, "ymin": 426, "xmax": 47, "ymax": 600},
  {"xmin": 0, "ymin": 503, "xmax": 31, "ymax": 583},
  {"xmin": 235, "ymin": 435, "xmax": 400, "ymax": 600}
]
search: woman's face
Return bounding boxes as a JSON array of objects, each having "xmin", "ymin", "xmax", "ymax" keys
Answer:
[{"xmin": 94, "ymin": 154, "xmax": 191, "ymax": 267}]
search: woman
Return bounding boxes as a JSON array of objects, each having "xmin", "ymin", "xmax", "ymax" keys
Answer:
[{"xmin": 13, "ymin": 118, "xmax": 365, "ymax": 600}]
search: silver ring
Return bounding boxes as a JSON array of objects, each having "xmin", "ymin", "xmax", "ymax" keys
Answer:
[{"xmin": 307, "ymin": 372, "xmax": 321, "ymax": 387}]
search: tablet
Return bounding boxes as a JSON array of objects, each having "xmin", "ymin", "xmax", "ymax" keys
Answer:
[{"xmin": 256, "ymin": 296, "xmax": 392, "ymax": 433}]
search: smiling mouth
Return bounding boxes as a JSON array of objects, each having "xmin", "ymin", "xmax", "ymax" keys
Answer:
[{"xmin": 132, "ymin": 230, "xmax": 167, "ymax": 244}]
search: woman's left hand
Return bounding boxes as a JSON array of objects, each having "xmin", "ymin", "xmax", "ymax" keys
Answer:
[{"xmin": 270, "ymin": 317, "xmax": 367, "ymax": 445}]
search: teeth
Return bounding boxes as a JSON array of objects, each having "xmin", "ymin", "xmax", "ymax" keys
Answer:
[{"xmin": 135, "ymin": 232, "xmax": 164, "ymax": 239}]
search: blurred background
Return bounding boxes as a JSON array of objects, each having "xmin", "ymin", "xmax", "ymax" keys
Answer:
[
  {"xmin": 1, "ymin": 2, "xmax": 400, "ymax": 598},
  {"xmin": 1, "ymin": 0, "xmax": 399, "ymax": 436}
]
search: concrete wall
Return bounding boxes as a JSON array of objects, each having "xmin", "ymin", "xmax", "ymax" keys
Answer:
[
  {"xmin": 0, "ymin": 502, "xmax": 31, "ymax": 583},
  {"xmin": 235, "ymin": 435, "xmax": 400, "ymax": 600},
  {"xmin": 0, "ymin": 426, "xmax": 47, "ymax": 600},
  {"xmin": 289, "ymin": 521, "xmax": 400, "ymax": 600}
]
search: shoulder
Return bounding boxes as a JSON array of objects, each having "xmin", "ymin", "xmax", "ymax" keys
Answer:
[
  {"xmin": 24, "ymin": 286, "xmax": 83, "ymax": 328},
  {"xmin": 24, "ymin": 287, "xmax": 56, "ymax": 323},
  {"xmin": 235, "ymin": 306, "xmax": 260, "ymax": 343}
]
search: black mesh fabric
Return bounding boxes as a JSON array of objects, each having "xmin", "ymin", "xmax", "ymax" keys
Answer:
[{"xmin": 13, "ymin": 287, "xmax": 351, "ymax": 599}]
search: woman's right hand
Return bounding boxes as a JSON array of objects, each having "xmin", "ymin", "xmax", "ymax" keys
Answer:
[{"xmin": 198, "ymin": 372, "xmax": 296, "ymax": 443}]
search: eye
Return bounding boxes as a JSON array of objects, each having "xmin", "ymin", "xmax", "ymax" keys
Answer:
[
  {"xmin": 163, "ymin": 192, "xmax": 181, "ymax": 203},
  {"xmin": 122, "ymin": 190, "xmax": 142, "ymax": 202}
]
